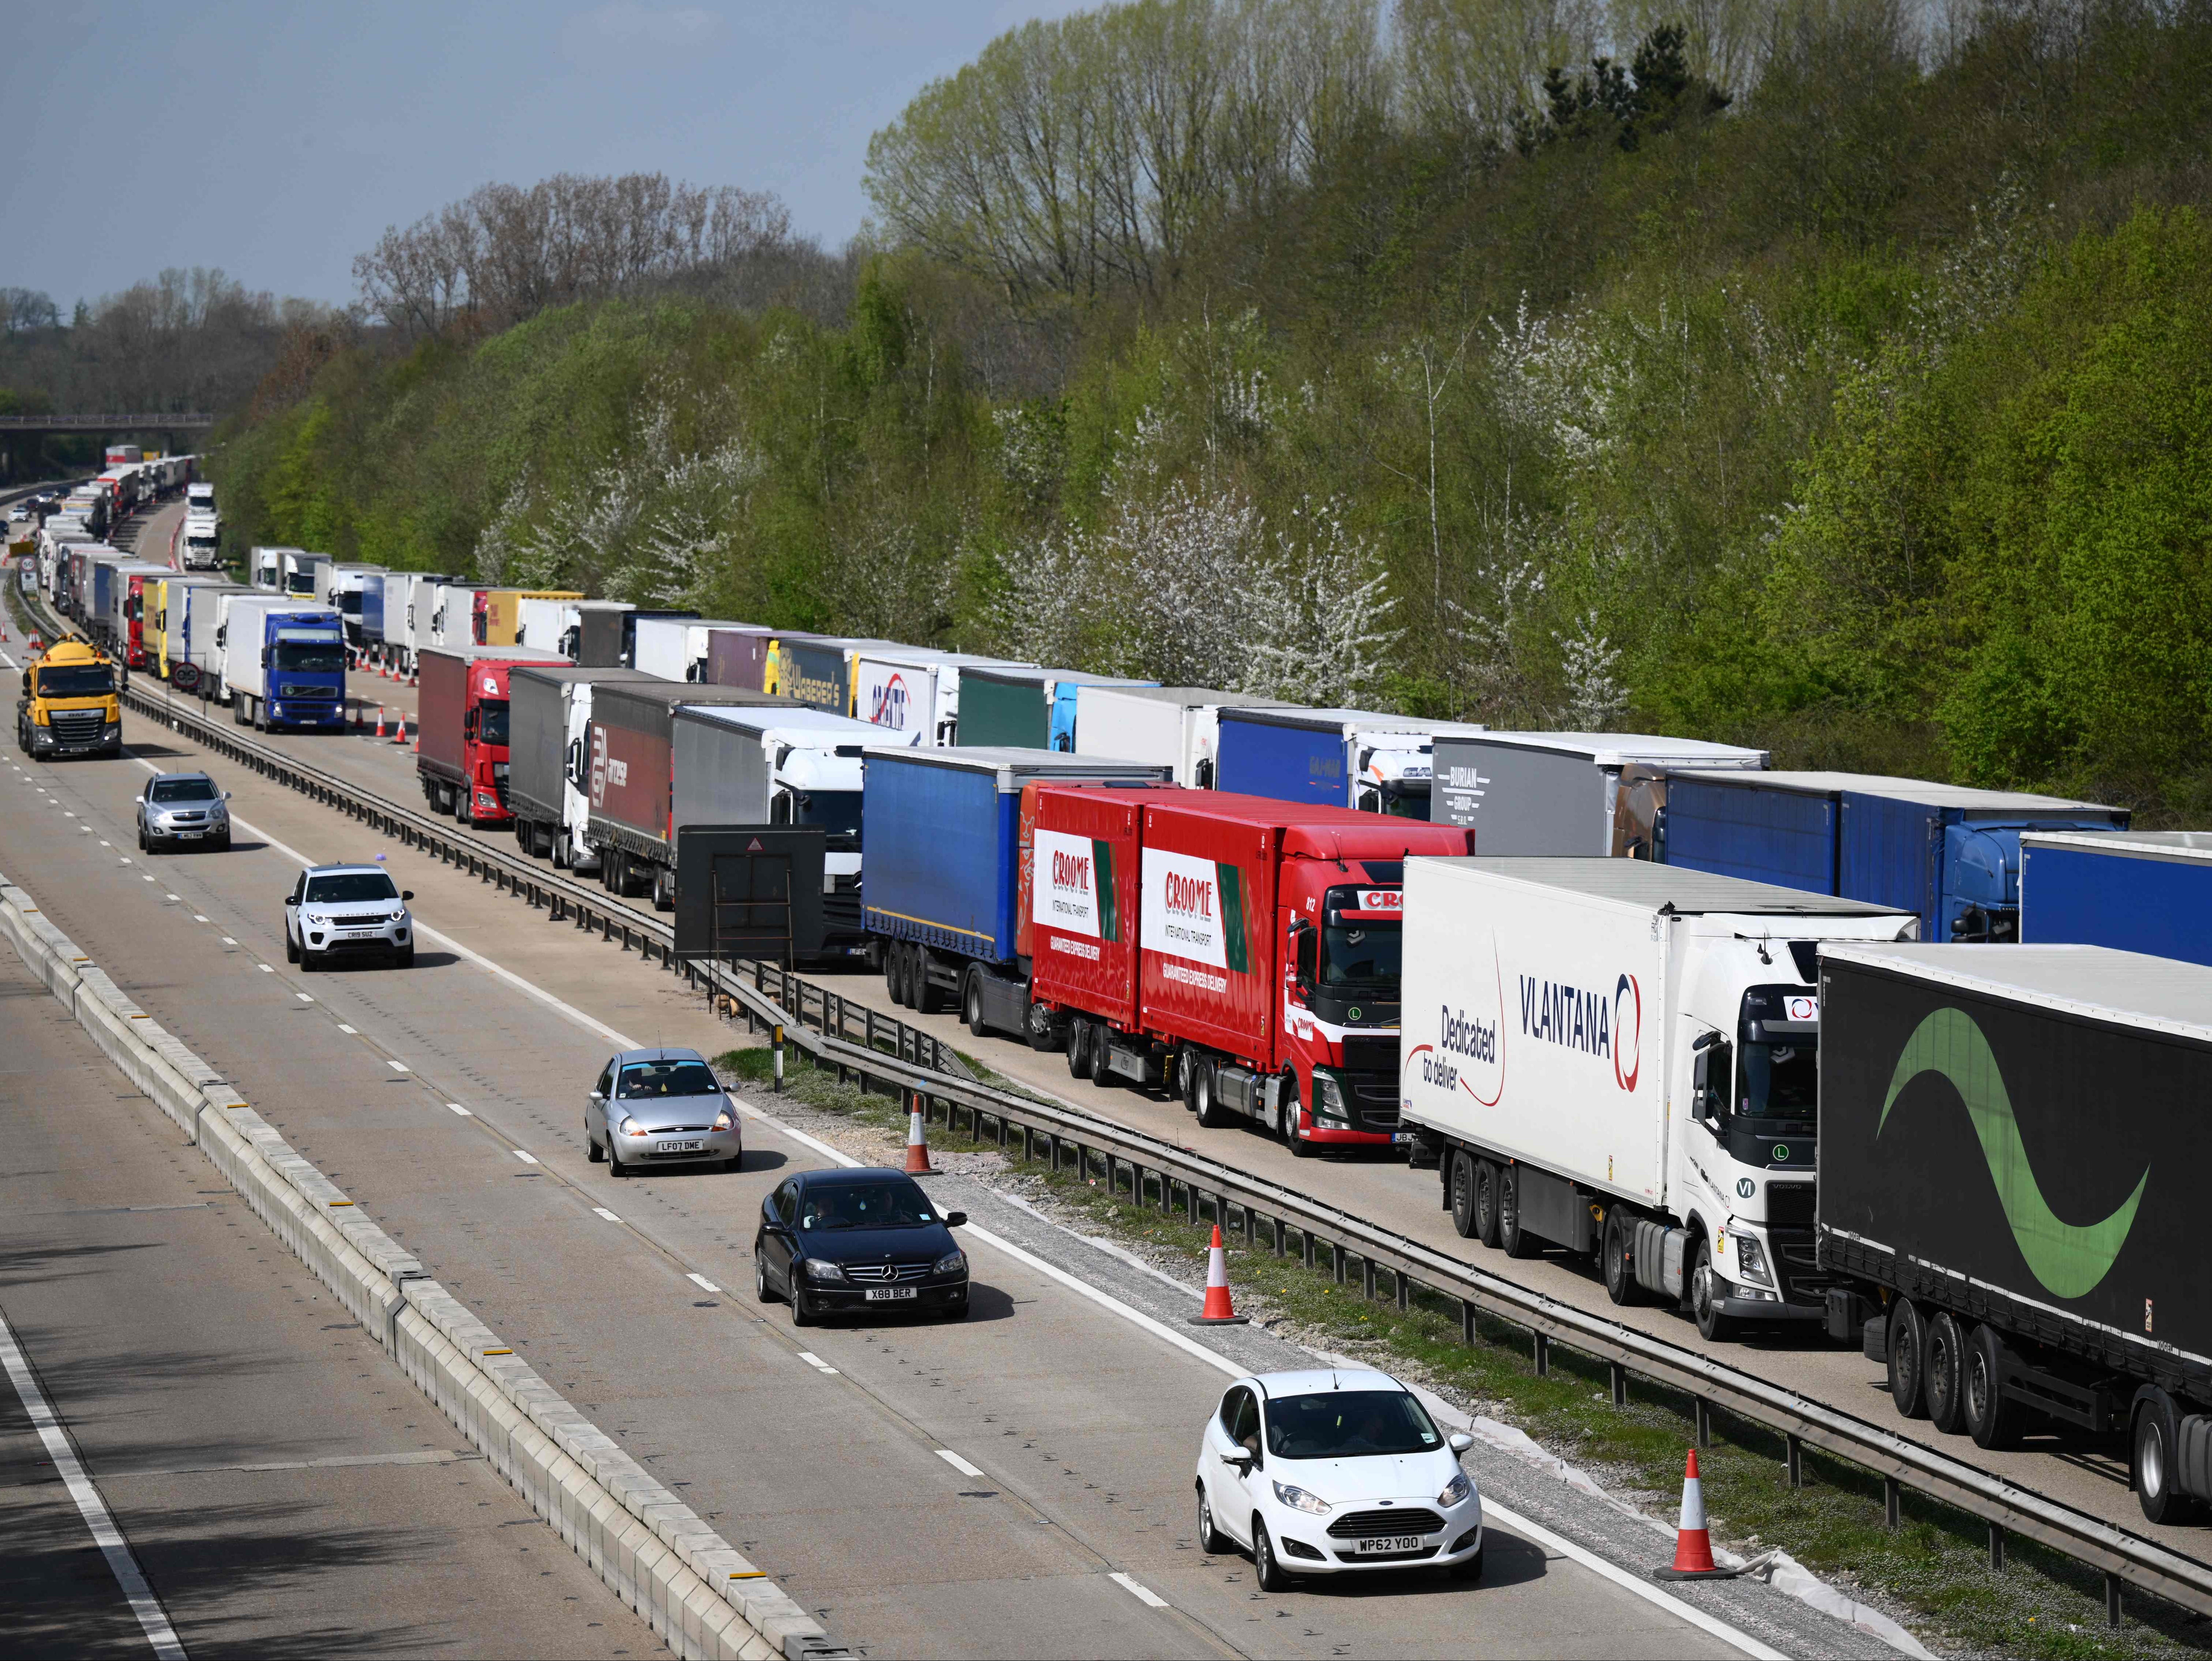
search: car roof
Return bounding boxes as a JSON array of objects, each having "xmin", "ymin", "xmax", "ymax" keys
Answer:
[
  {"xmin": 147, "ymin": 770, "xmax": 214, "ymax": 783},
  {"xmin": 304, "ymin": 863, "xmax": 396, "ymax": 878},
  {"xmin": 795, "ymin": 1167, "xmax": 915, "ymax": 1186},
  {"xmin": 1245, "ymin": 1367, "xmax": 1404, "ymax": 1397},
  {"xmin": 610, "ymin": 1046, "xmax": 707, "ymax": 1066}
]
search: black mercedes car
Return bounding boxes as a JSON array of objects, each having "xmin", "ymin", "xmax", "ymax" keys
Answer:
[{"xmin": 754, "ymin": 1168, "xmax": 970, "ymax": 1325}]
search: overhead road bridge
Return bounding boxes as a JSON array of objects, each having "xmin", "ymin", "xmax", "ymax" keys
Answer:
[{"xmin": 0, "ymin": 411, "xmax": 217, "ymax": 436}]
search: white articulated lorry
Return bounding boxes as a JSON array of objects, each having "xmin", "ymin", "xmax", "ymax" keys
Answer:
[{"xmin": 1398, "ymin": 857, "xmax": 1917, "ymax": 1343}]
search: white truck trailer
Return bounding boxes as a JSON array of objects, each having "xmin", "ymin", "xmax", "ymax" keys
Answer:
[
  {"xmin": 1071, "ymin": 684, "xmax": 1295, "ymax": 786},
  {"xmin": 849, "ymin": 646, "xmax": 1034, "ymax": 746},
  {"xmin": 1399, "ymin": 857, "xmax": 1916, "ymax": 1343}
]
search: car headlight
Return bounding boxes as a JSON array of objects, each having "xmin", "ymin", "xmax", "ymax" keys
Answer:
[
  {"xmin": 1732, "ymin": 1233, "xmax": 1772, "ymax": 1285},
  {"xmin": 1437, "ymin": 1470, "xmax": 1471, "ymax": 1507},
  {"xmin": 1271, "ymin": 1481, "xmax": 1331, "ymax": 1516},
  {"xmin": 1314, "ymin": 1073, "xmax": 1349, "ymax": 1122},
  {"xmin": 388, "ymin": 909, "xmax": 406, "ymax": 922},
  {"xmin": 933, "ymin": 1248, "xmax": 967, "ymax": 1276},
  {"xmin": 712, "ymin": 1109, "xmax": 733, "ymax": 1131},
  {"xmin": 618, "ymin": 1114, "xmax": 648, "ymax": 1137},
  {"xmin": 802, "ymin": 1258, "xmax": 848, "ymax": 1283}
]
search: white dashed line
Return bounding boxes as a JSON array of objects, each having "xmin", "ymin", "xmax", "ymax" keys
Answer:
[
  {"xmin": 685, "ymin": 1272, "xmax": 720, "ymax": 1292},
  {"xmin": 1108, "ymin": 1572, "xmax": 1169, "ymax": 1609},
  {"xmin": 99, "ymin": 840, "xmax": 109, "ymax": 847},
  {"xmin": 592, "ymin": 1208, "xmax": 622, "ymax": 1223},
  {"xmin": 256, "ymin": 963, "xmax": 272, "ymax": 973},
  {"xmin": 795, "ymin": 1352, "xmax": 839, "ymax": 1375},
  {"xmin": 386, "ymin": 1060, "xmax": 409, "ymax": 1073},
  {"xmin": 140, "ymin": 875, "xmax": 154, "ymax": 883},
  {"xmin": 337, "ymin": 1024, "xmax": 357, "ymax": 1034},
  {"xmin": 446, "ymin": 1103, "xmax": 472, "ymax": 1116},
  {"xmin": 294, "ymin": 993, "xmax": 312, "ymax": 1002},
  {"xmin": 221, "ymin": 937, "xmax": 237, "ymax": 946},
  {"xmin": 165, "ymin": 894, "xmax": 179, "ymax": 902},
  {"xmin": 512, "ymin": 1149, "xmax": 538, "ymax": 1165},
  {"xmin": 935, "ymin": 1449, "xmax": 985, "ymax": 1479},
  {"xmin": 193, "ymin": 915, "xmax": 208, "ymax": 922}
]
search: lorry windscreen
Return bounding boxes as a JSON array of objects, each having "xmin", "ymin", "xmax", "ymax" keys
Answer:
[
  {"xmin": 1324, "ymin": 923, "xmax": 1400, "ymax": 987},
  {"xmin": 477, "ymin": 698, "xmax": 510, "ymax": 746},
  {"xmin": 794, "ymin": 789, "xmax": 862, "ymax": 847},
  {"xmin": 1738, "ymin": 986, "xmax": 1818, "ymax": 1118},
  {"xmin": 37, "ymin": 664, "xmax": 114, "ymax": 696},
  {"xmin": 1377, "ymin": 783, "xmax": 1430, "ymax": 820},
  {"xmin": 273, "ymin": 639, "xmax": 345, "ymax": 673}
]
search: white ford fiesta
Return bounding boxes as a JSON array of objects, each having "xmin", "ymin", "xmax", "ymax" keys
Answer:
[{"xmin": 1196, "ymin": 1367, "xmax": 1483, "ymax": 1590}]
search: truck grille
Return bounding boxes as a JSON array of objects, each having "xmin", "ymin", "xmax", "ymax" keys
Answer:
[
  {"xmin": 1340, "ymin": 1035, "xmax": 1398, "ymax": 1073},
  {"xmin": 279, "ymin": 683, "xmax": 326, "ymax": 698},
  {"xmin": 49, "ymin": 709, "xmax": 106, "ymax": 742},
  {"xmin": 1767, "ymin": 1182, "xmax": 1815, "ymax": 1228},
  {"xmin": 1770, "ymin": 1227, "xmax": 1828, "ymax": 1307},
  {"xmin": 1327, "ymin": 1507, "xmax": 1443, "ymax": 1540}
]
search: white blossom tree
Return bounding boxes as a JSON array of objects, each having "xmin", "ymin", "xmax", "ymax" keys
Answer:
[{"xmin": 1245, "ymin": 495, "xmax": 1403, "ymax": 707}]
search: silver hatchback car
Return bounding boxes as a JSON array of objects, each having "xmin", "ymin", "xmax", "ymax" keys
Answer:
[
  {"xmin": 137, "ymin": 771, "xmax": 232, "ymax": 852},
  {"xmin": 586, "ymin": 1048, "xmax": 742, "ymax": 1176}
]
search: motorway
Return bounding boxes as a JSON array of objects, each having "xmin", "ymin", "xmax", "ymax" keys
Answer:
[
  {"xmin": 0, "ymin": 520, "xmax": 1874, "ymax": 1656},
  {"xmin": 90, "ymin": 495, "xmax": 2172, "ymax": 1563}
]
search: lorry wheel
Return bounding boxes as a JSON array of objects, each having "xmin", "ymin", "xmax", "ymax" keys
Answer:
[
  {"xmin": 1194, "ymin": 1061, "xmax": 1230, "ymax": 1128},
  {"xmin": 1474, "ymin": 1160, "xmax": 1503, "ymax": 1248},
  {"xmin": 1498, "ymin": 1165, "xmax": 1537, "ymax": 1257},
  {"xmin": 1690, "ymin": 1237, "xmax": 1737, "ymax": 1340},
  {"xmin": 1448, "ymin": 1150, "xmax": 1479, "ymax": 1239},
  {"xmin": 1279, "ymin": 1079, "xmax": 1314, "ymax": 1157},
  {"xmin": 963, "ymin": 970, "xmax": 990, "ymax": 1038},
  {"xmin": 1887, "ymin": 1299, "xmax": 1930, "ymax": 1419},
  {"xmin": 1925, "ymin": 1311, "xmax": 1968, "ymax": 1434},
  {"xmin": 914, "ymin": 948, "xmax": 945, "ymax": 1014},
  {"xmin": 1065, "ymin": 1017, "xmax": 1090, "ymax": 1077},
  {"xmin": 455, "ymin": 790, "xmax": 471, "ymax": 826},
  {"xmin": 1088, "ymin": 1031, "xmax": 1118, "ymax": 1089},
  {"xmin": 1963, "ymin": 1324, "xmax": 2020, "ymax": 1451},
  {"xmin": 1602, "ymin": 1207, "xmax": 1639, "ymax": 1306},
  {"xmin": 2133, "ymin": 1387, "xmax": 2200, "ymax": 1525},
  {"xmin": 1179, "ymin": 1051, "xmax": 1199, "ymax": 1113},
  {"xmin": 885, "ymin": 943, "xmax": 908, "ymax": 1006},
  {"xmin": 652, "ymin": 866, "xmax": 675, "ymax": 911}
]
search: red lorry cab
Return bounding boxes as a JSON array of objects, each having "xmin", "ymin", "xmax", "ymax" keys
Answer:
[
  {"xmin": 1024, "ymin": 787, "xmax": 1473, "ymax": 1150},
  {"xmin": 415, "ymin": 645, "xmax": 565, "ymax": 825},
  {"xmin": 124, "ymin": 572, "xmax": 159, "ymax": 667}
]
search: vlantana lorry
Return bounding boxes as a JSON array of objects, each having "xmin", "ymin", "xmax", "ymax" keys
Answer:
[
  {"xmin": 219, "ymin": 599, "xmax": 347, "ymax": 731},
  {"xmin": 1027, "ymin": 788, "xmax": 1475, "ymax": 1151},
  {"xmin": 1816, "ymin": 943, "xmax": 2212, "ymax": 1522},
  {"xmin": 1397, "ymin": 858, "xmax": 1915, "ymax": 1341}
]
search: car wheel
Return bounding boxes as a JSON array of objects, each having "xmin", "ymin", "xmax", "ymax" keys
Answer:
[
  {"xmin": 1253, "ymin": 1521, "xmax": 1293, "ymax": 1593},
  {"xmin": 753, "ymin": 1246, "xmax": 778, "ymax": 1304},
  {"xmin": 1193, "ymin": 1059, "xmax": 1230, "ymax": 1128},
  {"xmin": 136, "ymin": 822, "xmax": 146, "ymax": 852},
  {"xmin": 964, "ymin": 969, "xmax": 990, "ymax": 1038},
  {"xmin": 285, "ymin": 929, "xmax": 299, "ymax": 964},
  {"xmin": 1498, "ymin": 1165, "xmax": 1536, "ymax": 1257},
  {"xmin": 586, "ymin": 1121, "xmax": 605, "ymax": 1163},
  {"xmin": 1690, "ymin": 1236, "xmax": 1738, "ymax": 1342},
  {"xmin": 1602, "ymin": 1206, "xmax": 1639, "ymax": 1306},
  {"xmin": 1888, "ymin": 1299, "xmax": 1929, "ymax": 1418},
  {"xmin": 299, "ymin": 945, "xmax": 320, "ymax": 973},
  {"xmin": 790, "ymin": 1281, "xmax": 815, "ymax": 1327},
  {"xmin": 1197, "ymin": 1485, "xmax": 1230, "ymax": 1555},
  {"xmin": 1448, "ymin": 1149, "xmax": 1478, "ymax": 1239},
  {"xmin": 1926, "ymin": 1311, "xmax": 1968, "ymax": 1434},
  {"xmin": 394, "ymin": 947, "xmax": 414, "ymax": 968},
  {"xmin": 1474, "ymin": 1159, "xmax": 1503, "ymax": 1248},
  {"xmin": 1963, "ymin": 1323, "xmax": 2020, "ymax": 1451},
  {"xmin": 609, "ymin": 1141, "xmax": 628, "ymax": 1179}
]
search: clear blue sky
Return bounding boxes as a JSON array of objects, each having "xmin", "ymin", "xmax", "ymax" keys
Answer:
[{"xmin": 1, "ymin": 1, "xmax": 1085, "ymax": 311}]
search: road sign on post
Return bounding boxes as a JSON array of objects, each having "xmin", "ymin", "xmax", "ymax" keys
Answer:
[{"xmin": 673, "ymin": 826, "xmax": 827, "ymax": 968}]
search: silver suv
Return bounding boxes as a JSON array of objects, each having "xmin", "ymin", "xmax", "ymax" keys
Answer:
[
  {"xmin": 283, "ymin": 863, "xmax": 415, "ymax": 970},
  {"xmin": 136, "ymin": 771, "xmax": 232, "ymax": 853}
]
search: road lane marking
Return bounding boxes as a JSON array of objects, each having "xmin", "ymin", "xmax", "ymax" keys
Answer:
[
  {"xmin": 445, "ymin": 1102, "xmax": 473, "ymax": 1116},
  {"xmin": 386, "ymin": 1059, "xmax": 409, "ymax": 1073},
  {"xmin": 936, "ymin": 1449, "xmax": 985, "ymax": 1479},
  {"xmin": 686, "ymin": 1273, "xmax": 721, "ymax": 1292},
  {"xmin": 221, "ymin": 937, "xmax": 237, "ymax": 945},
  {"xmin": 193, "ymin": 915, "xmax": 208, "ymax": 922},
  {"xmin": 795, "ymin": 1352, "xmax": 839, "ymax": 1375},
  {"xmin": 1108, "ymin": 1571, "xmax": 1169, "ymax": 1609},
  {"xmin": 593, "ymin": 1208, "xmax": 622, "ymax": 1222},
  {"xmin": 164, "ymin": 894, "xmax": 178, "ymax": 902},
  {"xmin": 0, "ymin": 1307, "xmax": 186, "ymax": 1660},
  {"xmin": 512, "ymin": 1149, "xmax": 538, "ymax": 1164},
  {"xmin": 257, "ymin": 963, "xmax": 272, "ymax": 973},
  {"xmin": 140, "ymin": 874, "xmax": 154, "ymax": 883},
  {"xmin": 338, "ymin": 1024, "xmax": 357, "ymax": 1034}
]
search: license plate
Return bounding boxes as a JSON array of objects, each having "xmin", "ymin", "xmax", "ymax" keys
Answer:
[
  {"xmin": 176, "ymin": 829, "xmax": 203, "ymax": 839},
  {"xmin": 865, "ymin": 1287, "xmax": 918, "ymax": 1302},
  {"xmin": 659, "ymin": 1139, "xmax": 704, "ymax": 1153},
  {"xmin": 340, "ymin": 930, "xmax": 379, "ymax": 940},
  {"xmin": 1392, "ymin": 1130, "xmax": 1412, "ymax": 1144},
  {"xmin": 1354, "ymin": 1534, "xmax": 1425, "ymax": 1555}
]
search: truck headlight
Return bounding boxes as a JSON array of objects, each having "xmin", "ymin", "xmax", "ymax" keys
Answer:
[
  {"xmin": 1733, "ymin": 1233, "xmax": 1772, "ymax": 1285},
  {"xmin": 1313, "ymin": 1073, "xmax": 1350, "ymax": 1123}
]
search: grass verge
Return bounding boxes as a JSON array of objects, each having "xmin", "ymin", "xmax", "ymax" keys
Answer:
[{"xmin": 723, "ymin": 1037, "xmax": 2212, "ymax": 1660}]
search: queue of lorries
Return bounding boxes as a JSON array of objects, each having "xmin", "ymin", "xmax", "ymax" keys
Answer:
[{"xmin": 20, "ymin": 495, "xmax": 2212, "ymax": 1525}]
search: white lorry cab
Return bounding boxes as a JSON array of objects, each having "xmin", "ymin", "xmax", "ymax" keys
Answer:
[{"xmin": 1399, "ymin": 857, "xmax": 1916, "ymax": 1344}]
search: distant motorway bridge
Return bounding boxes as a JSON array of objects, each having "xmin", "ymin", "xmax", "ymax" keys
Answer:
[{"xmin": 0, "ymin": 411, "xmax": 218, "ymax": 435}]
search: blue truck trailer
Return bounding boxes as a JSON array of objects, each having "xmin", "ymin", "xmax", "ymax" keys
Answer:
[
  {"xmin": 1216, "ymin": 707, "xmax": 1488, "ymax": 817},
  {"xmin": 2020, "ymin": 831, "xmax": 2212, "ymax": 966},
  {"xmin": 861, "ymin": 746, "xmax": 1172, "ymax": 1026},
  {"xmin": 359, "ymin": 573, "xmax": 388, "ymax": 658},
  {"xmin": 1659, "ymin": 771, "xmax": 2127, "ymax": 942}
]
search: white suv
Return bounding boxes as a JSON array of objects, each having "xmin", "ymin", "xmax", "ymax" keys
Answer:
[
  {"xmin": 283, "ymin": 863, "xmax": 415, "ymax": 970},
  {"xmin": 1196, "ymin": 1367, "xmax": 1482, "ymax": 1590}
]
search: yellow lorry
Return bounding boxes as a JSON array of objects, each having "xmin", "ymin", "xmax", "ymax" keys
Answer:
[{"xmin": 15, "ymin": 634, "xmax": 123, "ymax": 760}]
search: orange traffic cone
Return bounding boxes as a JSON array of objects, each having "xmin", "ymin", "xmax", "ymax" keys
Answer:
[
  {"xmin": 391, "ymin": 711, "xmax": 408, "ymax": 746},
  {"xmin": 1654, "ymin": 1449, "xmax": 1738, "ymax": 1579},
  {"xmin": 1190, "ymin": 1224, "xmax": 1250, "ymax": 1325},
  {"xmin": 903, "ymin": 1091, "xmax": 934, "ymax": 1174},
  {"xmin": 373, "ymin": 705, "xmax": 387, "ymax": 738}
]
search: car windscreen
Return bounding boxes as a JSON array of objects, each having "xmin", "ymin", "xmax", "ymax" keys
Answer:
[
  {"xmin": 36, "ymin": 664, "xmax": 114, "ymax": 697},
  {"xmin": 304, "ymin": 873, "xmax": 398, "ymax": 905},
  {"xmin": 616, "ymin": 1059, "xmax": 719, "ymax": 1099},
  {"xmin": 797, "ymin": 1178, "xmax": 938, "ymax": 1230},
  {"xmin": 477, "ymin": 698, "xmax": 510, "ymax": 746},
  {"xmin": 272, "ymin": 639, "xmax": 345, "ymax": 672},
  {"xmin": 1264, "ymin": 1389, "xmax": 1443, "ymax": 1459},
  {"xmin": 149, "ymin": 778, "xmax": 218, "ymax": 803}
]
